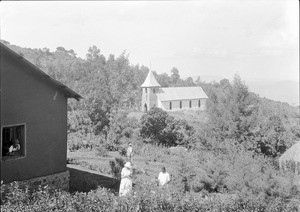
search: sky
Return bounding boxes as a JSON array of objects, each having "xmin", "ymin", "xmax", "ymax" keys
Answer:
[{"xmin": 0, "ymin": 0, "xmax": 299, "ymax": 83}]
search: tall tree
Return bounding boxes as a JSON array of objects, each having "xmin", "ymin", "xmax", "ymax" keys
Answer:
[{"xmin": 171, "ymin": 67, "xmax": 180, "ymax": 85}]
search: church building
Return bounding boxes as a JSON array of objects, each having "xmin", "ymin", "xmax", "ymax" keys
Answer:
[{"xmin": 141, "ymin": 71, "xmax": 208, "ymax": 112}]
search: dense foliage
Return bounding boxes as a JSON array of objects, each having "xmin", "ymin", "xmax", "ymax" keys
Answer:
[
  {"xmin": 1, "ymin": 180, "xmax": 299, "ymax": 212},
  {"xmin": 140, "ymin": 107, "xmax": 195, "ymax": 147}
]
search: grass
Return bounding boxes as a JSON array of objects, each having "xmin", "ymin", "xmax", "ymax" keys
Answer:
[{"xmin": 67, "ymin": 148, "xmax": 174, "ymax": 184}]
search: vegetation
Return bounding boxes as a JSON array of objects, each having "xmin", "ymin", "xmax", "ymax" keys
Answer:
[
  {"xmin": 1, "ymin": 179, "xmax": 299, "ymax": 211},
  {"xmin": 1, "ymin": 40, "xmax": 300, "ymax": 211}
]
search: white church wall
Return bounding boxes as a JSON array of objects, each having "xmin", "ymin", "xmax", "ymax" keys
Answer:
[
  {"xmin": 153, "ymin": 95, "xmax": 207, "ymax": 112},
  {"xmin": 160, "ymin": 101, "xmax": 169, "ymax": 111},
  {"xmin": 200, "ymin": 99, "xmax": 206, "ymax": 110},
  {"xmin": 158, "ymin": 98, "xmax": 207, "ymax": 111}
]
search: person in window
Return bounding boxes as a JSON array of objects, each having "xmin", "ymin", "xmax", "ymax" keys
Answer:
[{"xmin": 8, "ymin": 139, "xmax": 20, "ymax": 155}]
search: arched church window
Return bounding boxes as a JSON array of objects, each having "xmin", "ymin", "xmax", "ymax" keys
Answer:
[
  {"xmin": 198, "ymin": 100, "xmax": 201, "ymax": 107},
  {"xmin": 180, "ymin": 101, "xmax": 182, "ymax": 109},
  {"xmin": 189, "ymin": 100, "xmax": 192, "ymax": 108},
  {"xmin": 153, "ymin": 88, "xmax": 156, "ymax": 93},
  {"xmin": 170, "ymin": 102, "xmax": 172, "ymax": 110},
  {"xmin": 145, "ymin": 88, "xmax": 147, "ymax": 93}
]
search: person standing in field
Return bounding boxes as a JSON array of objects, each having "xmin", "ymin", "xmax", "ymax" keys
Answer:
[
  {"xmin": 126, "ymin": 142, "xmax": 133, "ymax": 163},
  {"xmin": 119, "ymin": 162, "xmax": 133, "ymax": 196},
  {"xmin": 158, "ymin": 166, "xmax": 170, "ymax": 186}
]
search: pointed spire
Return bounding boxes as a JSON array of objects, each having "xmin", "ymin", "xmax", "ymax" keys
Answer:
[{"xmin": 141, "ymin": 70, "xmax": 161, "ymax": 87}]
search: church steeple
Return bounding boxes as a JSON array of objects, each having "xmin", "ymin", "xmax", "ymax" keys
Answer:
[
  {"xmin": 141, "ymin": 71, "xmax": 161, "ymax": 88},
  {"xmin": 141, "ymin": 70, "xmax": 161, "ymax": 112}
]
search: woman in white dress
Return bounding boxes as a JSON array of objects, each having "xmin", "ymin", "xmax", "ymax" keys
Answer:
[{"xmin": 119, "ymin": 162, "xmax": 133, "ymax": 196}]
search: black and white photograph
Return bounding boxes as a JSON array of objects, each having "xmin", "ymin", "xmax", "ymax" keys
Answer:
[{"xmin": 0, "ymin": 0, "xmax": 299, "ymax": 211}]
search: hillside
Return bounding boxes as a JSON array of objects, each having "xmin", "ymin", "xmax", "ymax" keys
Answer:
[{"xmin": 2, "ymin": 40, "xmax": 300, "ymax": 211}]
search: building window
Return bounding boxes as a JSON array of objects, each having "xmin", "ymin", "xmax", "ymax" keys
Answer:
[
  {"xmin": 180, "ymin": 101, "xmax": 182, "ymax": 109},
  {"xmin": 2, "ymin": 124, "xmax": 25, "ymax": 159},
  {"xmin": 153, "ymin": 88, "xmax": 156, "ymax": 93},
  {"xmin": 145, "ymin": 88, "xmax": 147, "ymax": 93},
  {"xmin": 198, "ymin": 100, "xmax": 201, "ymax": 107},
  {"xmin": 169, "ymin": 102, "xmax": 172, "ymax": 110},
  {"xmin": 189, "ymin": 100, "xmax": 192, "ymax": 108}
]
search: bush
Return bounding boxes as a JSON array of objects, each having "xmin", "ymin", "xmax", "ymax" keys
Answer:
[
  {"xmin": 118, "ymin": 146, "xmax": 127, "ymax": 157},
  {"xmin": 140, "ymin": 107, "xmax": 194, "ymax": 147},
  {"xmin": 103, "ymin": 143, "xmax": 118, "ymax": 151},
  {"xmin": 140, "ymin": 107, "xmax": 169, "ymax": 144},
  {"xmin": 68, "ymin": 132, "xmax": 104, "ymax": 151},
  {"xmin": 109, "ymin": 157, "xmax": 125, "ymax": 180},
  {"xmin": 2, "ymin": 181, "xmax": 299, "ymax": 212},
  {"xmin": 96, "ymin": 146, "xmax": 108, "ymax": 157},
  {"xmin": 107, "ymin": 111, "xmax": 139, "ymax": 145}
]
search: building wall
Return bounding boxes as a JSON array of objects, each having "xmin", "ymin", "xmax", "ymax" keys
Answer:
[
  {"xmin": 1, "ymin": 53, "xmax": 68, "ymax": 183},
  {"xmin": 158, "ymin": 98, "xmax": 207, "ymax": 111},
  {"xmin": 141, "ymin": 87, "xmax": 158, "ymax": 112}
]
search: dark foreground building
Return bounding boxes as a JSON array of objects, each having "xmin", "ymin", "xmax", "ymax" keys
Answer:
[{"xmin": 0, "ymin": 43, "xmax": 81, "ymax": 189}]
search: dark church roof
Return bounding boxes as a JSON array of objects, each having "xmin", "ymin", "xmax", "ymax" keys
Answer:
[{"xmin": 0, "ymin": 42, "xmax": 82, "ymax": 100}]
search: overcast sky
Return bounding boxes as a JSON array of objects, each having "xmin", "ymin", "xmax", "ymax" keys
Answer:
[{"xmin": 1, "ymin": 0, "xmax": 299, "ymax": 82}]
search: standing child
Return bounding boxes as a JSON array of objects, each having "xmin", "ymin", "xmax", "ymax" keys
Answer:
[{"xmin": 126, "ymin": 143, "xmax": 133, "ymax": 163}]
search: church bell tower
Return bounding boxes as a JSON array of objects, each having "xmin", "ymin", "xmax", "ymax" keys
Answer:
[{"xmin": 141, "ymin": 71, "xmax": 161, "ymax": 112}]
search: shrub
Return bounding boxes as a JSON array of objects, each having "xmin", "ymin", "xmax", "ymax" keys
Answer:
[
  {"xmin": 103, "ymin": 143, "xmax": 118, "ymax": 151},
  {"xmin": 96, "ymin": 146, "xmax": 108, "ymax": 157},
  {"xmin": 123, "ymin": 127, "xmax": 134, "ymax": 138},
  {"xmin": 118, "ymin": 146, "xmax": 127, "ymax": 157},
  {"xmin": 109, "ymin": 157, "xmax": 125, "ymax": 180},
  {"xmin": 140, "ymin": 107, "xmax": 169, "ymax": 144},
  {"xmin": 68, "ymin": 132, "xmax": 104, "ymax": 151},
  {"xmin": 1, "ymin": 181, "xmax": 300, "ymax": 212},
  {"xmin": 107, "ymin": 111, "xmax": 139, "ymax": 145},
  {"xmin": 140, "ymin": 107, "xmax": 195, "ymax": 147}
]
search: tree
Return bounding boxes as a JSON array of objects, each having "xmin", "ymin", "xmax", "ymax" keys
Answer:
[
  {"xmin": 205, "ymin": 74, "xmax": 259, "ymax": 147},
  {"xmin": 162, "ymin": 116, "xmax": 195, "ymax": 147},
  {"xmin": 86, "ymin": 46, "xmax": 105, "ymax": 64},
  {"xmin": 156, "ymin": 73, "xmax": 171, "ymax": 87},
  {"xmin": 140, "ymin": 107, "xmax": 169, "ymax": 144},
  {"xmin": 140, "ymin": 107, "xmax": 194, "ymax": 147},
  {"xmin": 171, "ymin": 67, "xmax": 180, "ymax": 85},
  {"xmin": 184, "ymin": 77, "xmax": 195, "ymax": 86},
  {"xmin": 256, "ymin": 115, "xmax": 287, "ymax": 157}
]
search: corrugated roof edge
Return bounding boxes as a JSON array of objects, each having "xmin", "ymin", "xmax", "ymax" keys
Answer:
[{"xmin": 0, "ymin": 42, "xmax": 82, "ymax": 101}]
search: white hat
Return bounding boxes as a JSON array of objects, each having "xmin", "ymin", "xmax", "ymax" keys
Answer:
[{"xmin": 124, "ymin": 162, "xmax": 132, "ymax": 168}]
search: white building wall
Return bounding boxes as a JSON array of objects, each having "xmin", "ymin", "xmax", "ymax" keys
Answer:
[
  {"xmin": 160, "ymin": 100, "xmax": 169, "ymax": 111},
  {"xmin": 172, "ymin": 100, "xmax": 180, "ymax": 110},
  {"xmin": 200, "ymin": 99, "xmax": 206, "ymax": 110},
  {"xmin": 158, "ymin": 98, "xmax": 207, "ymax": 111},
  {"xmin": 182, "ymin": 100, "xmax": 189, "ymax": 109}
]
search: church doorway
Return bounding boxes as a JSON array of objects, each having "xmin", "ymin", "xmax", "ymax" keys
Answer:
[{"xmin": 144, "ymin": 103, "xmax": 148, "ymax": 112}]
